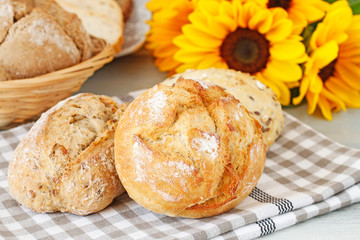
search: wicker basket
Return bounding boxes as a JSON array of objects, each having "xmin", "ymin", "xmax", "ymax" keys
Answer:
[{"xmin": 0, "ymin": 45, "xmax": 115, "ymax": 129}]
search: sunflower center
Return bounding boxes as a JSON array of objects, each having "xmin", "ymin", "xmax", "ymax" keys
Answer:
[
  {"xmin": 318, "ymin": 59, "xmax": 337, "ymax": 83},
  {"xmin": 267, "ymin": 0, "xmax": 292, "ymax": 10},
  {"xmin": 220, "ymin": 28, "xmax": 270, "ymax": 74}
]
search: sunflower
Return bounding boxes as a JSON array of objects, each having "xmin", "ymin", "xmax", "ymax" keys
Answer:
[
  {"xmin": 251, "ymin": 0, "xmax": 329, "ymax": 34},
  {"xmin": 293, "ymin": 1, "xmax": 360, "ymax": 120},
  {"xmin": 173, "ymin": 0, "xmax": 306, "ymax": 105},
  {"xmin": 146, "ymin": 0, "xmax": 196, "ymax": 73}
]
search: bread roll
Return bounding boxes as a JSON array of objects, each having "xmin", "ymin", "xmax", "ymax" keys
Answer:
[
  {"xmin": 33, "ymin": 0, "xmax": 93, "ymax": 61},
  {"xmin": 55, "ymin": 0, "xmax": 124, "ymax": 53},
  {"xmin": 10, "ymin": 0, "xmax": 34, "ymax": 21},
  {"xmin": 162, "ymin": 68, "xmax": 284, "ymax": 149},
  {"xmin": 0, "ymin": 0, "xmax": 13, "ymax": 43},
  {"xmin": 8, "ymin": 93, "xmax": 128, "ymax": 215},
  {"xmin": 115, "ymin": 78, "xmax": 266, "ymax": 218},
  {"xmin": 0, "ymin": 65, "xmax": 10, "ymax": 81},
  {"xmin": 0, "ymin": 8, "xmax": 81, "ymax": 79}
]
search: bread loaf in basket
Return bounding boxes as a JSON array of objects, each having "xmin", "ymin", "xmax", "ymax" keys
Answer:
[{"xmin": 0, "ymin": 0, "xmax": 124, "ymax": 128}]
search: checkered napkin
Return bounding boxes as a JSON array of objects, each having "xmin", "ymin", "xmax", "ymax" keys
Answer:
[{"xmin": 0, "ymin": 92, "xmax": 359, "ymax": 240}]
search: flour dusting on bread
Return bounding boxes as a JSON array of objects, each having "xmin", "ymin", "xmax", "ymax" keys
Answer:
[
  {"xmin": 191, "ymin": 132, "xmax": 219, "ymax": 159},
  {"xmin": 28, "ymin": 17, "xmax": 78, "ymax": 59},
  {"xmin": 147, "ymin": 90, "xmax": 168, "ymax": 122}
]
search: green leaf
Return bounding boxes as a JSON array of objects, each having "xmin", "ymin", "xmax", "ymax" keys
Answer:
[
  {"xmin": 348, "ymin": 0, "xmax": 360, "ymax": 14},
  {"xmin": 301, "ymin": 21, "xmax": 320, "ymax": 53}
]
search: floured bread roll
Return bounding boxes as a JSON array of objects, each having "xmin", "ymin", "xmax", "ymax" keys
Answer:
[
  {"xmin": 0, "ymin": 8, "xmax": 81, "ymax": 79},
  {"xmin": 8, "ymin": 93, "xmax": 128, "ymax": 215},
  {"xmin": 115, "ymin": 78, "xmax": 266, "ymax": 218},
  {"xmin": 33, "ymin": 0, "xmax": 93, "ymax": 61},
  {"xmin": 162, "ymin": 68, "xmax": 284, "ymax": 149}
]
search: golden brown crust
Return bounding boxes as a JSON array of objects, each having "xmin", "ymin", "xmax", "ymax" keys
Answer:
[
  {"xmin": 163, "ymin": 68, "xmax": 284, "ymax": 149},
  {"xmin": 115, "ymin": 79, "xmax": 266, "ymax": 218},
  {"xmin": 10, "ymin": 0, "xmax": 34, "ymax": 21},
  {"xmin": 0, "ymin": 65, "xmax": 10, "ymax": 81},
  {"xmin": 116, "ymin": 0, "xmax": 132, "ymax": 22},
  {"xmin": 7, "ymin": 93, "xmax": 128, "ymax": 215}
]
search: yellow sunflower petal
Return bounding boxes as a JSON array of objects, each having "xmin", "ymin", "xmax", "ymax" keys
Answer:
[
  {"xmin": 266, "ymin": 18, "xmax": 292, "ymax": 42},
  {"xmin": 309, "ymin": 75, "xmax": 323, "ymax": 94},
  {"xmin": 155, "ymin": 57, "xmax": 180, "ymax": 72},
  {"xmin": 175, "ymin": 61, "xmax": 199, "ymax": 73},
  {"xmin": 325, "ymin": 77, "xmax": 360, "ymax": 108},
  {"xmin": 182, "ymin": 24, "xmax": 223, "ymax": 48},
  {"xmin": 153, "ymin": 43, "xmax": 178, "ymax": 58},
  {"xmin": 335, "ymin": 62, "xmax": 360, "ymax": 90},
  {"xmin": 287, "ymin": 8, "xmax": 307, "ymax": 34},
  {"xmin": 237, "ymin": 1, "xmax": 257, "ymax": 29},
  {"xmin": 173, "ymin": 35, "xmax": 214, "ymax": 52},
  {"xmin": 263, "ymin": 60, "xmax": 302, "ymax": 82},
  {"xmin": 270, "ymin": 40, "xmax": 305, "ymax": 61},
  {"xmin": 197, "ymin": 55, "xmax": 226, "ymax": 69},
  {"xmin": 174, "ymin": 49, "xmax": 211, "ymax": 63},
  {"xmin": 219, "ymin": 0, "xmax": 235, "ymax": 20},
  {"xmin": 338, "ymin": 45, "xmax": 360, "ymax": 59},
  {"xmin": 306, "ymin": 91, "xmax": 319, "ymax": 114},
  {"xmin": 215, "ymin": 15, "xmax": 237, "ymax": 32},
  {"xmin": 214, "ymin": 60, "xmax": 229, "ymax": 69},
  {"xmin": 188, "ymin": 13, "xmax": 229, "ymax": 39},
  {"xmin": 270, "ymin": 7, "xmax": 288, "ymax": 22},
  {"xmin": 196, "ymin": 0, "xmax": 219, "ymax": 17},
  {"xmin": 315, "ymin": 23, "xmax": 348, "ymax": 48},
  {"xmin": 317, "ymin": 95, "xmax": 333, "ymax": 121},
  {"xmin": 293, "ymin": 74, "xmax": 312, "ymax": 105},
  {"xmin": 146, "ymin": 0, "xmax": 170, "ymax": 12},
  {"xmin": 248, "ymin": 8, "xmax": 273, "ymax": 34},
  {"xmin": 256, "ymin": 73, "xmax": 291, "ymax": 105},
  {"xmin": 324, "ymin": 78, "xmax": 355, "ymax": 108},
  {"xmin": 285, "ymin": 81, "xmax": 300, "ymax": 89},
  {"xmin": 312, "ymin": 41, "xmax": 339, "ymax": 69},
  {"xmin": 292, "ymin": 3, "xmax": 327, "ymax": 23},
  {"xmin": 319, "ymin": 2, "xmax": 352, "ymax": 44}
]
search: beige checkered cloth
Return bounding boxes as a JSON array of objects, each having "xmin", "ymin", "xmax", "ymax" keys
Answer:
[{"xmin": 0, "ymin": 92, "xmax": 359, "ymax": 239}]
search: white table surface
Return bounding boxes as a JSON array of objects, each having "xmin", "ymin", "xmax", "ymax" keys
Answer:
[{"xmin": 79, "ymin": 48, "xmax": 360, "ymax": 239}]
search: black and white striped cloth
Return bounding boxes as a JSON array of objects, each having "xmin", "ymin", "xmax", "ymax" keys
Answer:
[{"xmin": 0, "ymin": 92, "xmax": 359, "ymax": 239}]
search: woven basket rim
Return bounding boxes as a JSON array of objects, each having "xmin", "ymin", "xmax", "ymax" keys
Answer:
[{"xmin": 0, "ymin": 45, "xmax": 115, "ymax": 87}]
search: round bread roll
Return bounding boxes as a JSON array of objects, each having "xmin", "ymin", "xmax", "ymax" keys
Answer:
[
  {"xmin": 33, "ymin": 0, "xmax": 93, "ymax": 61},
  {"xmin": 8, "ymin": 93, "xmax": 128, "ymax": 215},
  {"xmin": 0, "ymin": 8, "xmax": 81, "ymax": 79},
  {"xmin": 162, "ymin": 68, "xmax": 284, "ymax": 149},
  {"xmin": 115, "ymin": 78, "xmax": 266, "ymax": 218}
]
